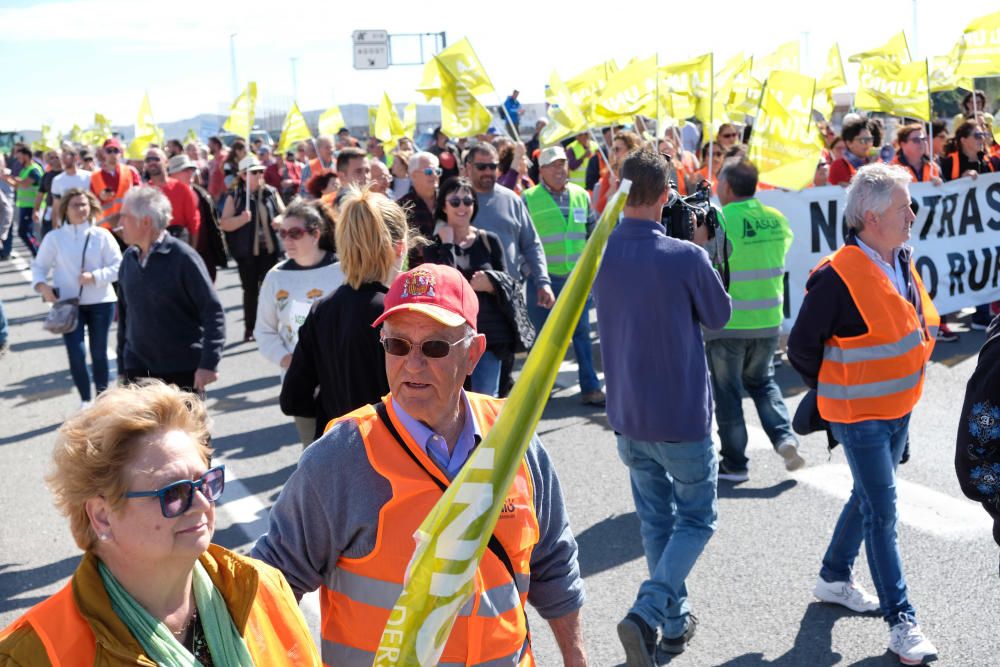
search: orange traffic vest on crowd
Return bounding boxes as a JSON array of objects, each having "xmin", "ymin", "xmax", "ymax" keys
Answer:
[
  {"xmin": 91, "ymin": 165, "xmax": 133, "ymax": 230},
  {"xmin": 0, "ymin": 544, "xmax": 319, "ymax": 666},
  {"xmin": 320, "ymin": 395, "xmax": 539, "ymax": 667},
  {"xmin": 815, "ymin": 246, "xmax": 939, "ymax": 424},
  {"xmin": 309, "ymin": 157, "xmax": 335, "ymax": 178},
  {"xmin": 949, "ymin": 151, "xmax": 996, "ymax": 179},
  {"xmin": 891, "ymin": 156, "xmax": 934, "ymax": 182}
]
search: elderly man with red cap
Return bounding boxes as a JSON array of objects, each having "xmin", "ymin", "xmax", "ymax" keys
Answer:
[{"xmin": 254, "ymin": 263, "xmax": 588, "ymax": 666}]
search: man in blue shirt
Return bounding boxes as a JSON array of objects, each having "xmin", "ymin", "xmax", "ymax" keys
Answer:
[
  {"xmin": 594, "ymin": 147, "xmax": 731, "ymax": 665},
  {"xmin": 503, "ymin": 89, "xmax": 522, "ymax": 136}
]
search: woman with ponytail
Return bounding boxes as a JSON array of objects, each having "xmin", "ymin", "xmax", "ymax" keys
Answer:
[{"xmin": 279, "ymin": 186, "xmax": 415, "ymax": 441}]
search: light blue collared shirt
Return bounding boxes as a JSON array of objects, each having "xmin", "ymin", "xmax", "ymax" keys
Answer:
[
  {"xmin": 855, "ymin": 236, "xmax": 909, "ymax": 297},
  {"xmin": 391, "ymin": 390, "xmax": 482, "ymax": 479}
]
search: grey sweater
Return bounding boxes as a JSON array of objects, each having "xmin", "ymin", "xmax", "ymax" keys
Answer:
[
  {"xmin": 252, "ymin": 413, "xmax": 585, "ymax": 621},
  {"xmin": 474, "ymin": 184, "xmax": 551, "ymax": 286}
]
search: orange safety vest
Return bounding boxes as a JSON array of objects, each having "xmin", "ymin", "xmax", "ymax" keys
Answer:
[
  {"xmin": 320, "ymin": 395, "xmax": 539, "ymax": 667},
  {"xmin": 91, "ymin": 165, "xmax": 133, "ymax": 230},
  {"xmin": 309, "ymin": 157, "xmax": 335, "ymax": 178},
  {"xmin": 949, "ymin": 151, "xmax": 996, "ymax": 179},
  {"xmin": 891, "ymin": 156, "xmax": 934, "ymax": 182},
  {"xmin": 0, "ymin": 545, "xmax": 319, "ymax": 666},
  {"xmin": 815, "ymin": 246, "xmax": 939, "ymax": 424}
]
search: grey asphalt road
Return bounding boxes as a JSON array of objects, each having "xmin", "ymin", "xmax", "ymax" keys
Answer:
[{"xmin": 1, "ymin": 239, "xmax": 998, "ymax": 666}]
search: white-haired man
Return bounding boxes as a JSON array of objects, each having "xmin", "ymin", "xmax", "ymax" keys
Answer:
[
  {"xmin": 788, "ymin": 163, "xmax": 939, "ymax": 665},
  {"xmin": 397, "ymin": 151, "xmax": 441, "ymax": 265},
  {"xmin": 117, "ymin": 186, "xmax": 225, "ymax": 393}
]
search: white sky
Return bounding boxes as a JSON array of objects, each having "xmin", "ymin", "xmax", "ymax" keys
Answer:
[{"xmin": 0, "ymin": 0, "xmax": 983, "ymax": 132}]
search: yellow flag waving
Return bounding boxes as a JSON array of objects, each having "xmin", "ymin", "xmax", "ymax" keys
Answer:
[
  {"xmin": 855, "ymin": 58, "xmax": 931, "ymax": 121},
  {"xmin": 417, "ymin": 38, "xmax": 495, "ymax": 99},
  {"xmin": 277, "ymin": 102, "xmax": 312, "ymax": 154},
  {"xmin": 565, "ymin": 60, "xmax": 619, "ymax": 120},
  {"xmin": 223, "ymin": 82, "xmax": 258, "ymax": 139},
  {"xmin": 849, "ymin": 31, "xmax": 910, "ymax": 65},
  {"xmin": 434, "ymin": 57, "xmax": 493, "ymax": 138},
  {"xmin": 931, "ymin": 40, "xmax": 975, "ymax": 92},
  {"xmin": 813, "ymin": 44, "xmax": 846, "ymax": 119},
  {"xmin": 748, "ymin": 70, "xmax": 822, "ymax": 190},
  {"xmin": 713, "ymin": 53, "xmax": 754, "ymax": 125},
  {"xmin": 660, "ymin": 53, "xmax": 713, "ymax": 130},
  {"xmin": 371, "ymin": 180, "xmax": 632, "ymax": 666},
  {"xmin": 32, "ymin": 125, "xmax": 61, "ymax": 153},
  {"xmin": 183, "ymin": 128, "xmax": 199, "ymax": 146},
  {"xmin": 593, "ymin": 55, "xmax": 658, "ymax": 124},
  {"xmin": 957, "ymin": 10, "xmax": 1000, "ymax": 77},
  {"xmin": 127, "ymin": 93, "xmax": 164, "ymax": 160},
  {"xmin": 541, "ymin": 70, "xmax": 589, "ymax": 146},
  {"xmin": 375, "ymin": 93, "xmax": 406, "ymax": 154},
  {"xmin": 69, "ymin": 124, "xmax": 84, "ymax": 144},
  {"xmin": 318, "ymin": 106, "xmax": 347, "ymax": 136},
  {"xmin": 403, "ymin": 103, "xmax": 418, "ymax": 139}
]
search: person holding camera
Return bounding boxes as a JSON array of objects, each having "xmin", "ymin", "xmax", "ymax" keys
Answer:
[
  {"xmin": 594, "ymin": 147, "xmax": 731, "ymax": 665},
  {"xmin": 706, "ymin": 158, "xmax": 804, "ymax": 482}
]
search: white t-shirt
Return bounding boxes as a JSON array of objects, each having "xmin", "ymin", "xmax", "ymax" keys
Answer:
[{"xmin": 51, "ymin": 170, "xmax": 93, "ymax": 198}]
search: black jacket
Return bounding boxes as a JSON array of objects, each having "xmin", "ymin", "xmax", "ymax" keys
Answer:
[
  {"xmin": 192, "ymin": 183, "xmax": 228, "ymax": 268},
  {"xmin": 280, "ymin": 282, "xmax": 389, "ymax": 439},
  {"xmin": 224, "ymin": 184, "xmax": 281, "ymax": 260},
  {"xmin": 956, "ymin": 315, "xmax": 1000, "ymax": 548}
]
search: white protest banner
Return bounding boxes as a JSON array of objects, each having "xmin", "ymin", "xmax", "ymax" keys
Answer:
[{"xmin": 757, "ymin": 172, "xmax": 1000, "ymax": 323}]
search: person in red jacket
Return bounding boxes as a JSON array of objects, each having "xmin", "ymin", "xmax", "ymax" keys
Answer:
[
  {"xmin": 828, "ymin": 118, "xmax": 879, "ymax": 186},
  {"xmin": 145, "ymin": 147, "xmax": 200, "ymax": 245}
]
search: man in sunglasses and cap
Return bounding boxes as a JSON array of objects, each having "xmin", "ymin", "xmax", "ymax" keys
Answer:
[
  {"xmin": 90, "ymin": 137, "xmax": 141, "ymax": 233},
  {"xmin": 254, "ymin": 263, "xmax": 588, "ymax": 667}
]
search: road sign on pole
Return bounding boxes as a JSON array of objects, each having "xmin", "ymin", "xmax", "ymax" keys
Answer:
[
  {"xmin": 352, "ymin": 29, "xmax": 388, "ymax": 44},
  {"xmin": 352, "ymin": 29, "xmax": 390, "ymax": 70}
]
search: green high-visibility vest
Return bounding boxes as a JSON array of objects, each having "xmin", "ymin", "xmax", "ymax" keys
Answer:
[
  {"xmin": 719, "ymin": 198, "xmax": 793, "ymax": 331},
  {"xmin": 15, "ymin": 163, "xmax": 43, "ymax": 209},
  {"xmin": 523, "ymin": 183, "xmax": 590, "ymax": 277},
  {"xmin": 566, "ymin": 140, "xmax": 592, "ymax": 189}
]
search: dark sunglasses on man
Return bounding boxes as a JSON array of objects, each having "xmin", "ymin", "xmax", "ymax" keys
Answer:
[{"xmin": 380, "ymin": 334, "xmax": 473, "ymax": 359}]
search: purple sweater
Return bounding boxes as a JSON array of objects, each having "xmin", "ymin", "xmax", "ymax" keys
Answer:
[{"xmin": 594, "ymin": 217, "xmax": 732, "ymax": 442}]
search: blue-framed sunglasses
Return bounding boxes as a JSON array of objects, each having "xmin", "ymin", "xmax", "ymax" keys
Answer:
[{"xmin": 125, "ymin": 465, "xmax": 225, "ymax": 518}]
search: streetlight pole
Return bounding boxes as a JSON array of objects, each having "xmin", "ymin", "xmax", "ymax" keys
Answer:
[{"xmin": 229, "ymin": 33, "xmax": 239, "ymax": 100}]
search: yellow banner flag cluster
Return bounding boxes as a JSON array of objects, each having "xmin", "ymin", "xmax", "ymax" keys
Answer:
[
  {"xmin": 418, "ymin": 39, "xmax": 495, "ymax": 138},
  {"xmin": 277, "ymin": 102, "xmax": 312, "ymax": 154},
  {"xmin": 223, "ymin": 82, "xmax": 258, "ymax": 139},
  {"xmin": 748, "ymin": 71, "xmax": 823, "ymax": 190},
  {"xmin": 317, "ymin": 105, "xmax": 346, "ymax": 137},
  {"xmin": 540, "ymin": 70, "xmax": 589, "ymax": 146},
  {"xmin": 854, "ymin": 59, "xmax": 931, "ymax": 122},
  {"xmin": 126, "ymin": 93, "xmax": 164, "ymax": 160},
  {"xmin": 957, "ymin": 10, "xmax": 1000, "ymax": 77}
]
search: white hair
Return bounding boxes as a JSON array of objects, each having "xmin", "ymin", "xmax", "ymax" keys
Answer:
[
  {"xmin": 843, "ymin": 163, "xmax": 913, "ymax": 232},
  {"xmin": 122, "ymin": 186, "xmax": 173, "ymax": 231},
  {"xmin": 408, "ymin": 151, "xmax": 439, "ymax": 173}
]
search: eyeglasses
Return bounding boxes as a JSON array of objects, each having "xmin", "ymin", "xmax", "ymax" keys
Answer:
[
  {"xmin": 855, "ymin": 136, "xmax": 874, "ymax": 144},
  {"xmin": 973, "ymin": 132, "xmax": 989, "ymax": 139},
  {"xmin": 422, "ymin": 167, "xmax": 443, "ymax": 176},
  {"xmin": 472, "ymin": 162, "xmax": 498, "ymax": 171},
  {"xmin": 105, "ymin": 148, "xmax": 120, "ymax": 154},
  {"xmin": 125, "ymin": 465, "xmax": 225, "ymax": 518},
  {"xmin": 144, "ymin": 156, "xmax": 161, "ymax": 162},
  {"xmin": 719, "ymin": 132, "xmax": 738, "ymax": 139},
  {"xmin": 277, "ymin": 227, "xmax": 310, "ymax": 240},
  {"xmin": 906, "ymin": 136, "xmax": 928, "ymax": 143},
  {"xmin": 447, "ymin": 196, "xmax": 475, "ymax": 208},
  {"xmin": 381, "ymin": 334, "xmax": 473, "ymax": 359}
]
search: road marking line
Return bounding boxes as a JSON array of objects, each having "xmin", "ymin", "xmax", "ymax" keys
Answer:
[
  {"xmin": 744, "ymin": 424, "xmax": 992, "ymax": 540},
  {"xmin": 9, "ymin": 250, "xmax": 34, "ymax": 283}
]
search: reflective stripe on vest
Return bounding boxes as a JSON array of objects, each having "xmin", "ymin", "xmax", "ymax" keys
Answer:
[
  {"xmin": 15, "ymin": 164, "xmax": 42, "ymax": 208},
  {"xmin": 320, "ymin": 396, "xmax": 539, "ymax": 667},
  {"xmin": 719, "ymin": 199, "xmax": 792, "ymax": 330},
  {"xmin": 523, "ymin": 183, "xmax": 590, "ymax": 276},
  {"xmin": 91, "ymin": 165, "xmax": 132, "ymax": 227},
  {"xmin": 815, "ymin": 246, "xmax": 939, "ymax": 423},
  {"xmin": 566, "ymin": 140, "xmax": 590, "ymax": 188}
]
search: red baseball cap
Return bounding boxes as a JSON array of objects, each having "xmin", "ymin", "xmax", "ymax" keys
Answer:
[
  {"xmin": 372, "ymin": 265, "xmax": 478, "ymax": 330},
  {"xmin": 103, "ymin": 138, "xmax": 122, "ymax": 150}
]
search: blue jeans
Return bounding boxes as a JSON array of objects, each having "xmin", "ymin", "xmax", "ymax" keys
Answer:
[
  {"xmin": 821, "ymin": 415, "xmax": 914, "ymax": 626},
  {"xmin": 62, "ymin": 302, "xmax": 115, "ymax": 401},
  {"xmin": 16, "ymin": 207, "xmax": 38, "ymax": 257},
  {"xmin": 470, "ymin": 349, "xmax": 502, "ymax": 397},
  {"xmin": 617, "ymin": 435, "xmax": 718, "ymax": 638},
  {"xmin": 0, "ymin": 297, "xmax": 7, "ymax": 346},
  {"xmin": 705, "ymin": 336, "xmax": 796, "ymax": 472},
  {"xmin": 527, "ymin": 273, "xmax": 601, "ymax": 393}
]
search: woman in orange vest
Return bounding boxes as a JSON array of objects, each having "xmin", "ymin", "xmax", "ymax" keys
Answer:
[
  {"xmin": 595, "ymin": 130, "xmax": 641, "ymax": 214},
  {"xmin": 0, "ymin": 382, "xmax": 320, "ymax": 666},
  {"xmin": 787, "ymin": 163, "xmax": 939, "ymax": 666},
  {"xmin": 941, "ymin": 120, "xmax": 999, "ymax": 183},
  {"xmin": 688, "ymin": 142, "xmax": 724, "ymax": 195},
  {"xmin": 890, "ymin": 123, "xmax": 942, "ymax": 185}
]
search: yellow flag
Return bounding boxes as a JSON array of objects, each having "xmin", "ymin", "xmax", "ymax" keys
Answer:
[
  {"xmin": 659, "ymin": 53, "xmax": 713, "ymax": 130},
  {"xmin": 541, "ymin": 70, "xmax": 589, "ymax": 146},
  {"xmin": 758, "ymin": 41, "xmax": 800, "ymax": 76},
  {"xmin": 277, "ymin": 102, "xmax": 312, "ymax": 154},
  {"xmin": 318, "ymin": 106, "xmax": 346, "ymax": 136},
  {"xmin": 403, "ymin": 103, "xmax": 418, "ymax": 138},
  {"xmin": 136, "ymin": 93, "xmax": 156, "ymax": 137},
  {"xmin": 931, "ymin": 40, "xmax": 975, "ymax": 92},
  {"xmin": 84, "ymin": 113, "xmax": 114, "ymax": 146},
  {"xmin": 957, "ymin": 10, "xmax": 1000, "ymax": 77},
  {"xmin": 813, "ymin": 44, "xmax": 846, "ymax": 119},
  {"xmin": 126, "ymin": 94, "xmax": 164, "ymax": 160},
  {"xmin": 417, "ymin": 37, "xmax": 495, "ymax": 99},
  {"xmin": 371, "ymin": 180, "xmax": 632, "ymax": 666},
  {"xmin": 748, "ymin": 70, "xmax": 822, "ymax": 190},
  {"xmin": 564, "ymin": 60, "xmax": 619, "ymax": 120},
  {"xmin": 223, "ymin": 82, "xmax": 258, "ymax": 139},
  {"xmin": 592, "ymin": 55, "xmax": 658, "ymax": 124},
  {"xmin": 32, "ymin": 125, "xmax": 62, "ymax": 153},
  {"xmin": 183, "ymin": 128, "xmax": 199, "ymax": 146},
  {"xmin": 375, "ymin": 92, "xmax": 406, "ymax": 148},
  {"xmin": 849, "ymin": 31, "xmax": 910, "ymax": 65},
  {"xmin": 435, "ymin": 56, "xmax": 493, "ymax": 138},
  {"xmin": 855, "ymin": 58, "xmax": 931, "ymax": 121},
  {"xmin": 368, "ymin": 107, "xmax": 378, "ymax": 137},
  {"xmin": 69, "ymin": 124, "xmax": 84, "ymax": 144},
  {"xmin": 713, "ymin": 54, "xmax": 754, "ymax": 124}
]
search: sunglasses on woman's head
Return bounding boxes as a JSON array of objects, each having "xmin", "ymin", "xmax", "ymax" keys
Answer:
[
  {"xmin": 125, "ymin": 465, "xmax": 225, "ymax": 518},
  {"xmin": 277, "ymin": 227, "xmax": 310, "ymax": 240},
  {"xmin": 447, "ymin": 196, "xmax": 475, "ymax": 208}
]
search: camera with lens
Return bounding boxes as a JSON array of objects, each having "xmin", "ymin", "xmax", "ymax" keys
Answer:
[{"xmin": 661, "ymin": 179, "xmax": 721, "ymax": 242}]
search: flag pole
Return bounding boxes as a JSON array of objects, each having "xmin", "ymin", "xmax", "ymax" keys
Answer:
[{"xmin": 926, "ymin": 60, "xmax": 938, "ymax": 179}]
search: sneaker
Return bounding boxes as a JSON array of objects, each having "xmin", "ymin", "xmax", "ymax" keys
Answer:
[
  {"xmin": 936, "ymin": 323, "xmax": 959, "ymax": 343},
  {"xmin": 888, "ymin": 614, "xmax": 938, "ymax": 665},
  {"xmin": 970, "ymin": 319, "xmax": 990, "ymax": 331},
  {"xmin": 580, "ymin": 389, "xmax": 606, "ymax": 407},
  {"xmin": 717, "ymin": 460, "xmax": 749, "ymax": 483},
  {"xmin": 813, "ymin": 576, "xmax": 880, "ymax": 613},
  {"xmin": 658, "ymin": 614, "xmax": 698, "ymax": 655},
  {"xmin": 617, "ymin": 612, "xmax": 656, "ymax": 667},
  {"xmin": 777, "ymin": 441, "xmax": 806, "ymax": 471},
  {"xmin": 79, "ymin": 400, "xmax": 93, "ymax": 411}
]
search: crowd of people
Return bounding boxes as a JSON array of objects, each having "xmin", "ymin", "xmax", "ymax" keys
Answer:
[{"xmin": 1, "ymin": 87, "xmax": 1000, "ymax": 666}]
